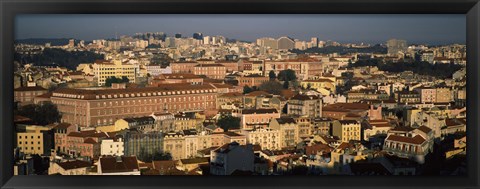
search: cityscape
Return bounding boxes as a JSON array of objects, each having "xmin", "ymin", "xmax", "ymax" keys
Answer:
[{"xmin": 13, "ymin": 15, "xmax": 466, "ymax": 176}]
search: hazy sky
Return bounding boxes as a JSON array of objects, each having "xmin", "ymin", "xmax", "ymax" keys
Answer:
[{"xmin": 15, "ymin": 14, "xmax": 465, "ymax": 45}]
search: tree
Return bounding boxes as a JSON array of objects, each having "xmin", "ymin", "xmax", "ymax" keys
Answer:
[
  {"xmin": 243, "ymin": 85, "xmax": 253, "ymax": 94},
  {"xmin": 283, "ymin": 81, "xmax": 289, "ymax": 89},
  {"xmin": 137, "ymin": 148, "xmax": 172, "ymax": 162},
  {"xmin": 259, "ymin": 81, "xmax": 283, "ymax": 95},
  {"xmin": 282, "ymin": 104, "xmax": 288, "ymax": 114},
  {"xmin": 17, "ymin": 102, "xmax": 61, "ymax": 125},
  {"xmin": 217, "ymin": 114, "xmax": 241, "ymax": 131},
  {"xmin": 277, "ymin": 69, "xmax": 297, "ymax": 81},
  {"xmin": 306, "ymin": 83, "xmax": 312, "ymax": 90},
  {"xmin": 105, "ymin": 76, "xmax": 129, "ymax": 87},
  {"xmin": 268, "ymin": 70, "xmax": 276, "ymax": 80}
]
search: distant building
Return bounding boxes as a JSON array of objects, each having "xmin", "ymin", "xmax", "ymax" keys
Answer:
[
  {"xmin": 277, "ymin": 36, "xmax": 295, "ymax": 50},
  {"xmin": 387, "ymin": 39, "xmax": 407, "ymax": 56},
  {"xmin": 17, "ymin": 125, "xmax": 54, "ymax": 155},
  {"xmin": 14, "ymin": 86, "xmax": 48, "ymax": 105}
]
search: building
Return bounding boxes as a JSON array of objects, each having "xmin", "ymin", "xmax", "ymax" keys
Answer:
[
  {"xmin": 48, "ymin": 160, "xmax": 92, "ymax": 175},
  {"xmin": 53, "ymin": 123, "xmax": 77, "ymax": 154},
  {"xmin": 51, "ymin": 83, "xmax": 218, "ymax": 127},
  {"xmin": 92, "ymin": 59, "xmax": 136, "ymax": 86},
  {"xmin": 383, "ymin": 126, "xmax": 433, "ymax": 164},
  {"xmin": 239, "ymin": 109, "xmax": 281, "ymax": 130},
  {"xmin": 387, "ymin": 39, "xmax": 407, "ymax": 55},
  {"xmin": 193, "ymin": 64, "xmax": 226, "ymax": 79},
  {"xmin": 170, "ymin": 61, "xmax": 199, "ymax": 74},
  {"xmin": 287, "ymin": 94, "xmax": 322, "ymax": 118},
  {"xmin": 264, "ymin": 58, "xmax": 323, "ymax": 80},
  {"xmin": 300, "ymin": 79, "xmax": 336, "ymax": 95},
  {"xmin": 101, "ymin": 137, "xmax": 124, "ymax": 156},
  {"xmin": 122, "ymin": 130, "xmax": 164, "ymax": 158},
  {"xmin": 66, "ymin": 131, "xmax": 108, "ymax": 158},
  {"xmin": 322, "ymin": 103, "xmax": 370, "ymax": 120},
  {"xmin": 277, "ymin": 36, "xmax": 295, "ymax": 50},
  {"xmin": 332, "ymin": 120, "xmax": 361, "ymax": 142},
  {"xmin": 243, "ymin": 129, "xmax": 281, "ymax": 150},
  {"xmin": 150, "ymin": 73, "xmax": 204, "ymax": 86},
  {"xmin": 115, "ymin": 116, "xmax": 157, "ymax": 132},
  {"xmin": 397, "ymin": 91, "xmax": 421, "ymax": 104},
  {"xmin": 413, "ymin": 87, "xmax": 436, "ymax": 103},
  {"xmin": 14, "ymin": 86, "xmax": 48, "ymax": 105},
  {"xmin": 238, "ymin": 74, "xmax": 270, "ymax": 87},
  {"xmin": 269, "ymin": 117, "xmax": 299, "ymax": 148},
  {"xmin": 97, "ymin": 156, "xmax": 140, "ymax": 175},
  {"xmin": 17, "ymin": 125, "xmax": 54, "ymax": 155},
  {"xmin": 210, "ymin": 142, "xmax": 254, "ymax": 175}
]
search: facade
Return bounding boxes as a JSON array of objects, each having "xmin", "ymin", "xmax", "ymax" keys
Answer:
[
  {"xmin": 17, "ymin": 126, "xmax": 53, "ymax": 155},
  {"xmin": 269, "ymin": 117, "xmax": 299, "ymax": 148},
  {"xmin": 243, "ymin": 129, "xmax": 281, "ymax": 150},
  {"xmin": 100, "ymin": 138, "xmax": 125, "ymax": 156},
  {"xmin": 239, "ymin": 109, "xmax": 281, "ymax": 130},
  {"xmin": 332, "ymin": 120, "xmax": 361, "ymax": 143},
  {"xmin": 122, "ymin": 130, "xmax": 164, "ymax": 158},
  {"xmin": 92, "ymin": 59, "xmax": 136, "ymax": 86},
  {"xmin": 264, "ymin": 59, "xmax": 323, "ymax": 80},
  {"xmin": 48, "ymin": 160, "xmax": 92, "ymax": 175},
  {"xmin": 238, "ymin": 75, "xmax": 270, "ymax": 87},
  {"xmin": 50, "ymin": 83, "xmax": 218, "ymax": 127},
  {"xmin": 414, "ymin": 87, "xmax": 436, "ymax": 103},
  {"xmin": 53, "ymin": 123, "xmax": 77, "ymax": 154},
  {"xmin": 193, "ymin": 64, "xmax": 226, "ymax": 79},
  {"xmin": 14, "ymin": 86, "xmax": 48, "ymax": 105},
  {"xmin": 287, "ymin": 94, "xmax": 322, "ymax": 118},
  {"xmin": 277, "ymin": 36, "xmax": 295, "ymax": 50},
  {"xmin": 383, "ymin": 126, "xmax": 433, "ymax": 164},
  {"xmin": 170, "ymin": 61, "xmax": 198, "ymax": 74},
  {"xmin": 210, "ymin": 142, "xmax": 254, "ymax": 175}
]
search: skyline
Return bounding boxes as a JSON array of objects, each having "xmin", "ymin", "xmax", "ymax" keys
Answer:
[{"xmin": 15, "ymin": 14, "xmax": 466, "ymax": 45}]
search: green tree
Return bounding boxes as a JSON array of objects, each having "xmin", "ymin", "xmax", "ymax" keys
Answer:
[
  {"xmin": 17, "ymin": 102, "xmax": 61, "ymax": 125},
  {"xmin": 217, "ymin": 114, "xmax": 241, "ymax": 132},
  {"xmin": 268, "ymin": 70, "xmax": 276, "ymax": 80},
  {"xmin": 105, "ymin": 76, "xmax": 129, "ymax": 87},
  {"xmin": 243, "ymin": 85, "xmax": 253, "ymax": 94},
  {"xmin": 259, "ymin": 80, "xmax": 283, "ymax": 95},
  {"xmin": 277, "ymin": 69, "xmax": 297, "ymax": 81},
  {"xmin": 306, "ymin": 83, "xmax": 312, "ymax": 90},
  {"xmin": 283, "ymin": 81, "xmax": 289, "ymax": 89}
]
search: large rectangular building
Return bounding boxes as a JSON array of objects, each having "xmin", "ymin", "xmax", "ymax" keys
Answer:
[{"xmin": 50, "ymin": 83, "xmax": 218, "ymax": 127}]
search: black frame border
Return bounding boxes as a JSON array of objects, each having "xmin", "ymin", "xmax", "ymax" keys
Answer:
[{"xmin": 1, "ymin": 0, "xmax": 479, "ymax": 189}]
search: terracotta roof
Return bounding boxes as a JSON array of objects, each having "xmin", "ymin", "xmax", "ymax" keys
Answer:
[
  {"xmin": 36, "ymin": 92, "xmax": 53, "ymax": 98},
  {"xmin": 245, "ymin": 90, "xmax": 270, "ymax": 97},
  {"xmin": 306, "ymin": 143, "xmax": 333, "ymax": 156},
  {"xmin": 14, "ymin": 86, "xmax": 47, "ymax": 91},
  {"xmin": 242, "ymin": 108, "xmax": 278, "ymax": 114},
  {"xmin": 57, "ymin": 160, "xmax": 92, "ymax": 170},
  {"xmin": 180, "ymin": 157, "xmax": 209, "ymax": 165},
  {"xmin": 386, "ymin": 134, "xmax": 426, "ymax": 145},
  {"xmin": 323, "ymin": 103, "xmax": 370, "ymax": 111},
  {"xmin": 100, "ymin": 156, "xmax": 139, "ymax": 173},
  {"xmin": 290, "ymin": 94, "xmax": 321, "ymax": 101},
  {"xmin": 153, "ymin": 160, "xmax": 178, "ymax": 171},
  {"xmin": 417, "ymin": 126, "xmax": 432, "ymax": 134},
  {"xmin": 52, "ymin": 83, "xmax": 216, "ymax": 100}
]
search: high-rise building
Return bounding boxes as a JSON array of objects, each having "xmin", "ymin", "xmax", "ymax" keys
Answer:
[
  {"xmin": 311, "ymin": 37, "xmax": 319, "ymax": 47},
  {"xmin": 277, "ymin": 36, "xmax": 295, "ymax": 50},
  {"xmin": 387, "ymin": 39, "xmax": 408, "ymax": 55}
]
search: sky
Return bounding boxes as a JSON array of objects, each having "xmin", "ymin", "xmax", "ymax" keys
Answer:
[{"xmin": 15, "ymin": 14, "xmax": 466, "ymax": 45}]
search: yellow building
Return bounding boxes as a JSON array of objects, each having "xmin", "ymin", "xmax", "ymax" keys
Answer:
[
  {"xmin": 332, "ymin": 120, "xmax": 361, "ymax": 143},
  {"xmin": 17, "ymin": 126, "xmax": 51, "ymax": 155},
  {"xmin": 92, "ymin": 59, "xmax": 136, "ymax": 86},
  {"xmin": 301, "ymin": 78, "xmax": 336, "ymax": 95}
]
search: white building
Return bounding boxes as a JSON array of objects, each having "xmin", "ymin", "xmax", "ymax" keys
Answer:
[
  {"xmin": 100, "ymin": 138, "xmax": 124, "ymax": 156},
  {"xmin": 210, "ymin": 142, "xmax": 254, "ymax": 175}
]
